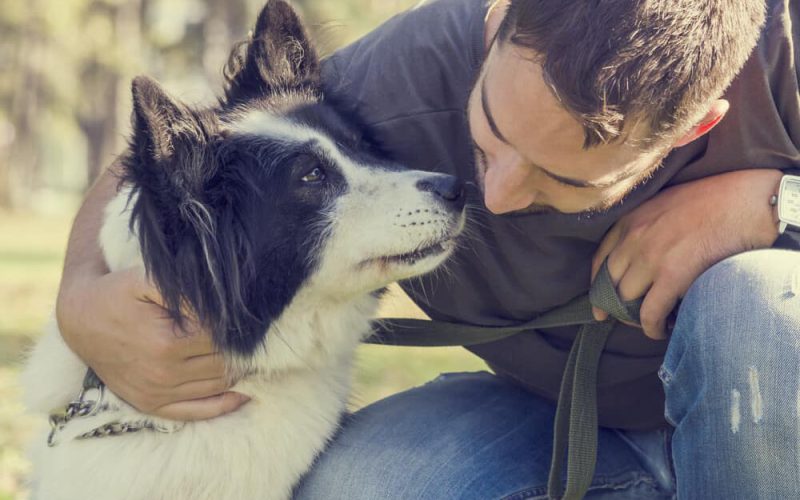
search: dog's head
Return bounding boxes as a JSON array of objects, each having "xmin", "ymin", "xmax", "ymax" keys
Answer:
[{"xmin": 121, "ymin": 0, "xmax": 465, "ymax": 357}]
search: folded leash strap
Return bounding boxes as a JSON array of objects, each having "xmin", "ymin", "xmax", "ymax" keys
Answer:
[{"xmin": 366, "ymin": 260, "xmax": 642, "ymax": 500}]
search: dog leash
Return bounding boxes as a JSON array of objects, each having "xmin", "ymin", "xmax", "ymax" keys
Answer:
[{"xmin": 366, "ymin": 259, "xmax": 642, "ymax": 500}]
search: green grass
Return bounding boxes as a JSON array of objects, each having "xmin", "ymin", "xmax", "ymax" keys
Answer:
[
  {"xmin": 0, "ymin": 209, "xmax": 486, "ymax": 499},
  {"xmin": 0, "ymin": 211, "xmax": 70, "ymax": 340}
]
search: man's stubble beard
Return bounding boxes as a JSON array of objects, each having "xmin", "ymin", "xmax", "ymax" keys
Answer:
[{"xmin": 471, "ymin": 143, "xmax": 668, "ymax": 217}]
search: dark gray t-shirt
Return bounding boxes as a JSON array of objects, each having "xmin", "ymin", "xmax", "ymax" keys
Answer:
[{"xmin": 321, "ymin": 0, "xmax": 800, "ymax": 429}]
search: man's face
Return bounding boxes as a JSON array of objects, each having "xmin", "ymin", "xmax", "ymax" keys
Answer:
[{"xmin": 467, "ymin": 39, "xmax": 667, "ymax": 215}]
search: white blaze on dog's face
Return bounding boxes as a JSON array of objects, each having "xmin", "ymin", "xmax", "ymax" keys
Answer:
[{"xmin": 232, "ymin": 111, "xmax": 466, "ymax": 299}]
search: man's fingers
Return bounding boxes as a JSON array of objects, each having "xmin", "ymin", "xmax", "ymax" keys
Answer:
[
  {"xmin": 109, "ymin": 375, "xmax": 233, "ymax": 415},
  {"xmin": 178, "ymin": 353, "xmax": 228, "ymax": 381},
  {"xmin": 639, "ymin": 284, "xmax": 679, "ymax": 340},
  {"xmin": 153, "ymin": 392, "xmax": 250, "ymax": 421},
  {"xmin": 592, "ymin": 242, "xmax": 632, "ymax": 321},
  {"xmin": 131, "ymin": 304, "xmax": 217, "ymax": 358},
  {"xmin": 592, "ymin": 224, "xmax": 627, "ymax": 321},
  {"xmin": 592, "ymin": 306, "xmax": 608, "ymax": 322},
  {"xmin": 591, "ymin": 223, "xmax": 624, "ymax": 281},
  {"xmin": 594, "ymin": 267, "xmax": 647, "ymax": 327},
  {"xmin": 169, "ymin": 323, "xmax": 218, "ymax": 357},
  {"xmin": 172, "ymin": 376, "xmax": 234, "ymax": 401},
  {"xmin": 616, "ymin": 259, "xmax": 652, "ymax": 303}
]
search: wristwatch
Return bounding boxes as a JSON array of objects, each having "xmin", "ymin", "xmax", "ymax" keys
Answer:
[{"xmin": 773, "ymin": 170, "xmax": 800, "ymax": 249}]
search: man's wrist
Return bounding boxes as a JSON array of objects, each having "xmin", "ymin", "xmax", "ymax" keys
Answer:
[{"xmin": 741, "ymin": 169, "xmax": 783, "ymax": 248}]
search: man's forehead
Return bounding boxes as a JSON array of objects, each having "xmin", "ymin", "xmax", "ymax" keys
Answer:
[{"xmin": 483, "ymin": 42, "xmax": 648, "ymax": 182}]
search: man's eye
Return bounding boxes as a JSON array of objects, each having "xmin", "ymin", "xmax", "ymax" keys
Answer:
[{"xmin": 301, "ymin": 167, "xmax": 326, "ymax": 183}]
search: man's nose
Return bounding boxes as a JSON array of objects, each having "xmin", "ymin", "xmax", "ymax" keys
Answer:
[{"xmin": 482, "ymin": 157, "xmax": 537, "ymax": 214}]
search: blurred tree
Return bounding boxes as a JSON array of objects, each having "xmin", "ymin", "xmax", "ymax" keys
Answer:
[{"xmin": 0, "ymin": 0, "xmax": 419, "ymax": 211}]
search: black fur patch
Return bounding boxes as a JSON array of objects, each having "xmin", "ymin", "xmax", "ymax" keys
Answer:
[{"xmin": 121, "ymin": 0, "xmax": 361, "ymax": 355}]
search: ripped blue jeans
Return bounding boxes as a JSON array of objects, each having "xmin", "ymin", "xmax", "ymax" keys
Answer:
[{"xmin": 294, "ymin": 250, "xmax": 800, "ymax": 499}]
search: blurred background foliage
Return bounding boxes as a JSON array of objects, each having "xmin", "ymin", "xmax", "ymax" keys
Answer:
[
  {"xmin": 0, "ymin": 0, "xmax": 430, "ymax": 211},
  {"xmin": 0, "ymin": 1, "xmax": 487, "ymax": 498}
]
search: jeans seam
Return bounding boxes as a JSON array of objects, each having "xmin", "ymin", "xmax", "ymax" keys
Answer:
[{"xmin": 499, "ymin": 470, "xmax": 663, "ymax": 500}]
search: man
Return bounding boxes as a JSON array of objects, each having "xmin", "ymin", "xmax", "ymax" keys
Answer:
[{"xmin": 57, "ymin": 0, "xmax": 799, "ymax": 497}]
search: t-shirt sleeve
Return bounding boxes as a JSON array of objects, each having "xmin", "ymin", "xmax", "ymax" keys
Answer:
[{"xmin": 664, "ymin": 0, "xmax": 800, "ymax": 186}]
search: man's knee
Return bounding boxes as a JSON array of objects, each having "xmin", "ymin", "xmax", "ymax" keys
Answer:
[
  {"xmin": 660, "ymin": 249, "xmax": 800, "ymax": 422},
  {"xmin": 670, "ymin": 249, "xmax": 800, "ymax": 353}
]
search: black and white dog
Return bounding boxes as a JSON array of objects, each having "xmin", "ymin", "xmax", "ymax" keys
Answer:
[{"xmin": 21, "ymin": 1, "xmax": 465, "ymax": 498}]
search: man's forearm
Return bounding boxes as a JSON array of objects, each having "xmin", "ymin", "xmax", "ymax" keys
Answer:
[{"xmin": 59, "ymin": 164, "xmax": 121, "ymax": 291}]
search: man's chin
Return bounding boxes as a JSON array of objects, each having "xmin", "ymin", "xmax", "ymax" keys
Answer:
[
  {"xmin": 503, "ymin": 203, "xmax": 560, "ymax": 216},
  {"xmin": 503, "ymin": 200, "xmax": 618, "ymax": 218},
  {"xmin": 482, "ymin": 196, "xmax": 616, "ymax": 218}
]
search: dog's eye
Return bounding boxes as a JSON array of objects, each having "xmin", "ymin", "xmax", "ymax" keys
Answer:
[{"xmin": 301, "ymin": 167, "xmax": 326, "ymax": 183}]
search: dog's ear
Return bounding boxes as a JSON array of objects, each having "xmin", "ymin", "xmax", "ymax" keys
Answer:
[
  {"xmin": 131, "ymin": 75, "xmax": 206, "ymax": 164},
  {"xmin": 125, "ymin": 76, "xmax": 223, "ymax": 340},
  {"xmin": 223, "ymin": 0, "xmax": 320, "ymax": 104}
]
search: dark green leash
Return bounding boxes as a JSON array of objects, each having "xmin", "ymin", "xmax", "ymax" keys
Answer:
[{"xmin": 365, "ymin": 260, "xmax": 642, "ymax": 500}]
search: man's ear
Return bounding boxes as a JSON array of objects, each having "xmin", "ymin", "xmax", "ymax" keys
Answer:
[
  {"xmin": 673, "ymin": 99, "xmax": 730, "ymax": 148},
  {"xmin": 223, "ymin": 0, "xmax": 320, "ymax": 105}
]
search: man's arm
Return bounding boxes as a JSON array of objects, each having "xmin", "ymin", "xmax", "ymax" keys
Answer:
[
  {"xmin": 592, "ymin": 168, "xmax": 784, "ymax": 339},
  {"xmin": 56, "ymin": 163, "xmax": 248, "ymax": 420}
]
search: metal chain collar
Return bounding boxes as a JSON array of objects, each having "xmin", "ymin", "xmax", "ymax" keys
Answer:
[{"xmin": 48, "ymin": 379, "xmax": 180, "ymax": 447}]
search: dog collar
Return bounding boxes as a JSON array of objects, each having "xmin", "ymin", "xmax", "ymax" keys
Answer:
[{"xmin": 47, "ymin": 369, "xmax": 180, "ymax": 446}]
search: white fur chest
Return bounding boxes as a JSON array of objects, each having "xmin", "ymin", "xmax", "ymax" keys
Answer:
[{"xmin": 21, "ymin": 188, "xmax": 379, "ymax": 500}]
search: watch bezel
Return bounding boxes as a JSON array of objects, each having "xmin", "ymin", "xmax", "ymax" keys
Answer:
[{"xmin": 777, "ymin": 175, "xmax": 800, "ymax": 229}]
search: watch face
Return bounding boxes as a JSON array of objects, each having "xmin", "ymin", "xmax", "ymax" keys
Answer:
[{"xmin": 779, "ymin": 175, "xmax": 800, "ymax": 227}]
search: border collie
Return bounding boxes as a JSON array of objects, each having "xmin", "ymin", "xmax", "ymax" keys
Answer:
[{"xmin": 21, "ymin": 1, "xmax": 465, "ymax": 498}]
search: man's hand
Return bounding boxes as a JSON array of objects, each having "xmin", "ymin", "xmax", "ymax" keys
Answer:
[
  {"xmin": 56, "ymin": 267, "xmax": 249, "ymax": 420},
  {"xmin": 592, "ymin": 169, "xmax": 783, "ymax": 339}
]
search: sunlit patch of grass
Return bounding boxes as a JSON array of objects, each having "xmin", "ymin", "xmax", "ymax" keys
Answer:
[
  {"xmin": 0, "ymin": 210, "xmax": 71, "ymax": 338},
  {"xmin": 352, "ymin": 344, "xmax": 487, "ymax": 409}
]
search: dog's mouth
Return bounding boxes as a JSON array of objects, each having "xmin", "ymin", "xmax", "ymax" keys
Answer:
[
  {"xmin": 381, "ymin": 239, "xmax": 451, "ymax": 266},
  {"xmin": 361, "ymin": 237, "xmax": 455, "ymax": 268}
]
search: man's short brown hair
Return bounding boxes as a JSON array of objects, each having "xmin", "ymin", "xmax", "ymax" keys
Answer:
[{"xmin": 497, "ymin": 0, "xmax": 766, "ymax": 149}]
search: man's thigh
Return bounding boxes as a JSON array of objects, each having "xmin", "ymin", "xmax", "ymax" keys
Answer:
[{"xmin": 294, "ymin": 371, "xmax": 673, "ymax": 500}]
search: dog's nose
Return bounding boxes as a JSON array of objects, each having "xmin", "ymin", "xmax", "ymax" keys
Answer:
[
  {"xmin": 416, "ymin": 175, "xmax": 465, "ymax": 211},
  {"xmin": 417, "ymin": 175, "xmax": 465, "ymax": 211}
]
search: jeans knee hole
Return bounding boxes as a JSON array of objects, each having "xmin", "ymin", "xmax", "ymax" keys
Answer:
[{"xmin": 658, "ymin": 365, "xmax": 673, "ymax": 385}]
